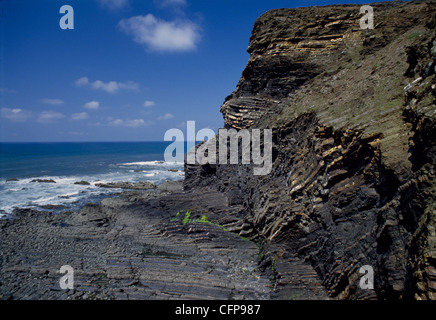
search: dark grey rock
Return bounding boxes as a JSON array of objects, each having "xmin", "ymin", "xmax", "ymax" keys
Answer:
[
  {"xmin": 0, "ymin": 189, "xmax": 287, "ymax": 300},
  {"xmin": 31, "ymin": 179, "xmax": 56, "ymax": 183},
  {"xmin": 157, "ymin": 180, "xmax": 183, "ymax": 192},
  {"xmin": 74, "ymin": 181, "xmax": 90, "ymax": 185},
  {"xmin": 95, "ymin": 181, "xmax": 156, "ymax": 190}
]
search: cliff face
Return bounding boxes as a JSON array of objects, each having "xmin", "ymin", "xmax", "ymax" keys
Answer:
[
  {"xmin": 220, "ymin": 5, "xmax": 362, "ymax": 129},
  {"xmin": 186, "ymin": 1, "xmax": 436, "ymax": 299}
]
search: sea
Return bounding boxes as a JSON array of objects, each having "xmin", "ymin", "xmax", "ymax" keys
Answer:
[{"xmin": 0, "ymin": 142, "xmax": 185, "ymax": 218}]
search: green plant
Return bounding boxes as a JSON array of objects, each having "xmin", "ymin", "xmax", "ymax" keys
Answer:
[
  {"xmin": 171, "ymin": 211, "xmax": 257, "ymax": 240},
  {"xmin": 271, "ymin": 256, "xmax": 277, "ymax": 275},
  {"xmin": 196, "ymin": 215, "xmax": 208, "ymax": 223},
  {"xmin": 258, "ymin": 248, "xmax": 265, "ymax": 262},
  {"xmin": 170, "ymin": 210, "xmax": 184, "ymax": 222},
  {"xmin": 408, "ymin": 31, "xmax": 422, "ymax": 40},
  {"xmin": 171, "ymin": 210, "xmax": 213, "ymax": 226},
  {"xmin": 193, "ymin": 215, "xmax": 228, "ymax": 232},
  {"xmin": 288, "ymin": 293, "xmax": 303, "ymax": 300},
  {"xmin": 182, "ymin": 210, "xmax": 191, "ymax": 225},
  {"xmin": 239, "ymin": 236, "xmax": 250, "ymax": 241}
]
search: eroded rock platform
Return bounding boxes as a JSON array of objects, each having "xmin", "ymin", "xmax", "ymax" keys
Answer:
[{"xmin": 0, "ymin": 185, "xmax": 327, "ymax": 300}]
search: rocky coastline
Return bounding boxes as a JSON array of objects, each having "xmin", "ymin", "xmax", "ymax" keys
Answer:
[
  {"xmin": 0, "ymin": 180, "xmax": 327, "ymax": 300},
  {"xmin": 1, "ymin": 1, "xmax": 435, "ymax": 300},
  {"xmin": 188, "ymin": 1, "xmax": 436, "ymax": 300}
]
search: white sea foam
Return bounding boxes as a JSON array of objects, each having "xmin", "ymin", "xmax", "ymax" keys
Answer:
[
  {"xmin": 143, "ymin": 172, "xmax": 156, "ymax": 177},
  {"xmin": 0, "ymin": 160, "xmax": 184, "ymax": 217},
  {"xmin": 120, "ymin": 160, "xmax": 183, "ymax": 166}
]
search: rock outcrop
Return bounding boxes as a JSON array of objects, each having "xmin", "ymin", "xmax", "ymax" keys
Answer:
[
  {"xmin": 95, "ymin": 181, "xmax": 156, "ymax": 190},
  {"xmin": 0, "ymin": 188, "xmax": 285, "ymax": 300},
  {"xmin": 187, "ymin": 1, "xmax": 436, "ymax": 299}
]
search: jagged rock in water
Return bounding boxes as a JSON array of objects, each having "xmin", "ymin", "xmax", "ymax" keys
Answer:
[
  {"xmin": 31, "ymin": 179, "xmax": 56, "ymax": 183},
  {"xmin": 95, "ymin": 181, "xmax": 157, "ymax": 190},
  {"xmin": 74, "ymin": 180, "xmax": 91, "ymax": 185}
]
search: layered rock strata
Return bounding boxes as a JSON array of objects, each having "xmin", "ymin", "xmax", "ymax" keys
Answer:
[{"xmin": 187, "ymin": 1, "xmax": 436, "ymax": 299}]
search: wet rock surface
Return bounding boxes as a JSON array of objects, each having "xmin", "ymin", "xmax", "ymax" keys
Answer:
[
  {"xmin": 74, "ymin": 181, "xmax": 91, "ymax": 186},
  {"xmin": 30, "ymin": 179, "xmax": 56, "ymax": 183},
  {"xmin": 0, "ymin": 186, "xmax": 327, "ymax": 300},
  {"xmin": 95, "ymin": 181, "xmax": 157, "ymax": 190}
]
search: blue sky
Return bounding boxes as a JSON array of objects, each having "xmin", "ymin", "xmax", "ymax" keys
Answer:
[{"xmin": 1, "ymin": 0, "xmax": 387, "ymax": 142}]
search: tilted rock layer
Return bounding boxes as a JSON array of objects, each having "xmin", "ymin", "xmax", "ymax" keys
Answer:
[{"xmin": 187, "ymin": 1, "xmax": 436, "ymax": 299}]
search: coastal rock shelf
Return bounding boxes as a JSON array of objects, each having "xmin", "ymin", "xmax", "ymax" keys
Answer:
[{"xmin": 0, "ymin": 187, "xmax": 328, "ymax": 300}]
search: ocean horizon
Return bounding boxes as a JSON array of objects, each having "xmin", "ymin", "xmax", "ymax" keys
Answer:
[{"xmin": 0, "ymin": 141, "xmax": 187, "ymax": 218}]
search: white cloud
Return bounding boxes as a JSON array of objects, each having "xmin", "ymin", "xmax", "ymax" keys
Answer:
[
  {"xmin": 84, "ymin": 101, "xmax": 100, "ymax": 110},
  {"xmin": 144, "ymin": 100, "xmax": 156, "ymax": 107},
  {"xmin": 41, "ymin": 98, "xmax": 64, "ymax": 106},
  {"xmin": 96, "ymin": 0, "xmax": 129, "ymax": 10},
  {"xmin": 0, "ymin": 88, "xmax": 17, "ymax": 94},
  {"xmin": 157, "ymin": 113, "xmax": 174, "ymax": 120},
  {"xmin": 108, "ymin": 118, "xmax": 151, "ymax": 127},
  {"xmin": 109, "ymin": 118, "xmax": 124, "ymax": 126},
  {"xmin": 118, "ymin": 14, "xmax": 201, "ymax": 52},
  {"xmin": 0, "ymin": 108, "xmax": 31, "ymax": 122},
  {"xmin": 1, "ymin": 108, "xmax": 68, "ymax": 123},
  {"xmin": 75, "ymin": 77, "xmax": 89, "ymax": 86},
  {"xmin": 91, "ymin": 80, "xmax": 119, "ymax": 93},
  {"xmin": 71, "ymin": 112, "xmax": 89, "ymax": 120},
  {"xmin": 119, "ymin": 82, "xmax": 139, "ymax": 91},
  {"xmin": 125, "ymin": 119, "xmax": 147, "ymax": 127},
  {"xmin": 37, "ymin": 111, "xmax": 65, "ymax": 123},
  {"xmin": 75, "ymin": 77, "xmax": 139, "ymax": 94}
]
